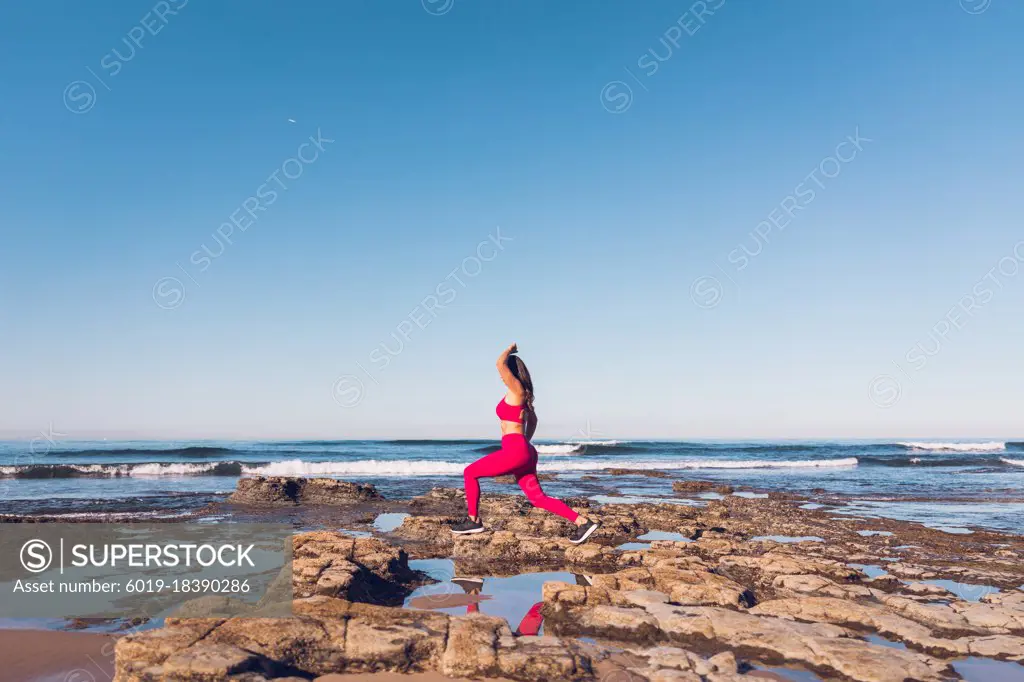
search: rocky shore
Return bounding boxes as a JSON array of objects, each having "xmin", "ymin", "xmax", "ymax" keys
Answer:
[
  {"xmin": 112, "ymin": 477, "xmax": 1024, "ymax": 681},
  {"xmin": 230, "ymin": 477, "xmax": 384, "ymax": 506}
]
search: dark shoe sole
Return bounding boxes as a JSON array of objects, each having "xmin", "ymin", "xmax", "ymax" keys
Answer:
[
  {"xmin": 451, "ymin": 526, "xmax": 485, "ymax": 535},
  {"xmin": 570, "ymin": 523, "xmax": 600, "ymax": 545}
]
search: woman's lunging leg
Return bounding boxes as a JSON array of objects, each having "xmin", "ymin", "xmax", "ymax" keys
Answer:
[
  {"xmin": 516, "ymin": 472, "xmax": 579, "ymax": 522},
  {"xmin": 463, "ymin": 445, "xmax": 531, "ymax": 517}
]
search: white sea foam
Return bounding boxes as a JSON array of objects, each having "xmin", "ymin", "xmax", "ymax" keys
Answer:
[
  {"xmin": 1001, "ymin": 458, "xmax": 1024, "ymax": 467},
  {"xmin": 242, "ymin": 457, "xmax": 858, "ymax": 477},
  {"xmin": 535, "ymin": 444, "xmax": 584, "ymax": 455},
  {"xmin": 1, "ymin": 455, "xmax": 859, "ymax": 479},
  {"xmin": 129, "ymin": 462, "xmax": 226, "ymax": 476},
  {"xmin": 0, "ymin": 462, "xmax": 231, "ymax": 477},
  {"xmin": 898, "ymin": 442, "xmax": 1006, "ymax": 452},
  {"xmin": 535, "ymin": 440, "xmax": 622, "ymax": 456},
  {"xmin": 0, "ymin": 463, "xmax": 129, "ymax": 476},
  {"xmin": 592, "ymin": 458, "xmax": 859, "ymax": 471},
  {"xmin": 244, "ymin": 459, "xmax": 468, "ymax": 476},
  {"xmin": 31, "ymin": 511, "xmax": 192, "ymax": 520}
]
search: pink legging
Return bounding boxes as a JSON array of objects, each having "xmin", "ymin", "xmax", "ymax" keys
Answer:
[
  {"xmin": 467, "ymin": 600, "xmax": 544, "ymax": 637},
  {"xmin": 463, "ymin": 434, "xmax": 579, "ymax": 522}
]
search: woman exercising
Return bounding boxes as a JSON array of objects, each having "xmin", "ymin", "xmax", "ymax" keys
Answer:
[{"xmin": 451, "ymin": 343, "xmax": 599, "ymax": 544}]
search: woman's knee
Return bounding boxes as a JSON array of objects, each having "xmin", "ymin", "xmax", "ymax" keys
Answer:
[
  {"xmin": 522, "ymin": 485, "xmax": 548, "ymax": 505},
  {"xmin": 517, "ymin": 475, "xmax": 541, "ymax": 497}
]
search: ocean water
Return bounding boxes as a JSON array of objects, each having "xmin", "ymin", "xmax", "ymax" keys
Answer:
[{"xmin": 1, "ymin": 439, "xmax": 1023, "ymax": 532}]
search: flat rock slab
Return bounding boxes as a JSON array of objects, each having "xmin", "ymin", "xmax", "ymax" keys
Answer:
[{"xmin": 230, "ymin": 477, "xmax": 382, "ymax": 505}]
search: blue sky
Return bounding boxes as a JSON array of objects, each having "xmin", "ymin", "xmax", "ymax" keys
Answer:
[{"xmin": 1, "ymin": 0, "xmax": 1022, "ymax": 440}]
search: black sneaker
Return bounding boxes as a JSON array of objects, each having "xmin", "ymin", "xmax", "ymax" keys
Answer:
[
  {"xmin": 451, "ymin": 577, "xmax": 484, "ymax": 592},
  {"xmin": 573, "ymin": 574, "xmax": 593, "ymax": 587},
  {"xmin": 569, "ymin": 519, "xmax": 600, "ymax": 545},
  {"xmin": 451, "ymin": 518, "xmax": 485, "ymax": 535}
]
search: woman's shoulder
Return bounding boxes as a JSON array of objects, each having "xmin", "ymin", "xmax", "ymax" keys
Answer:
[{"xmin": 504, "ymin": 390, "xmax": 526, "ymax": 406}]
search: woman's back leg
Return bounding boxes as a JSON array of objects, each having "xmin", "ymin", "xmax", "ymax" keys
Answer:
[{"xmin": 515, "ymin": 471, "xmax": 579, "ymax": 523}]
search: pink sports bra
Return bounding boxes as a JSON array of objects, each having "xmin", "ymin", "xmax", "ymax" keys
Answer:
[{"xmin": 496, "ymin": 398, "xmax": 525, "ymax": 424}]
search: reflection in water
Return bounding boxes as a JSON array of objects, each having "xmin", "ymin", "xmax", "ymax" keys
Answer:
[
  {"xmin": 616, "ymin": 530, "xmax": 694, "ymax": 551},
  {"xmin": 752, "ymin": 535, "xmax": 825, "ymax": 544},
  {"xmin": 405, "ymin": 559, "xmax": 588, "ymax": 636},
  {"xmin": 638, "ymin": 530, "xmax": 692, "ymax": 542},
  {"xmin": 864, "ymin": 634, "xmax": 908, "ymax": 650},
  {"xmin": 372, "ymin": 512, "xmax": 409, "ymax": 533},
  {"xmin": 588, "ymin": 494, "xmax": 691, "ymax": 506},
  {"xmin": 847, "ymin": 564, "xmax": 999, "ymax": 602},
  {"xmin": 407, "ymin": 592, "xmax": 490, "ymax": 609},
  {"xmin": 921, "ymin": 579, "xmax": 999, "ymax": 602},
  {"xmin": 445, "ymin": 592, "xmax": 545, "ymax": 637},
  {"xmin": 954, "ymin": 657, "xmax": 1024, "ymax": 681},
  {"xmin": 848, "ymin": 564, "xmax": 889, "ymax": 579},
  {"xmin": 832, "ymin": 500, "xmax": 1024, "ymax": 534},
  {"xmin": 751, "ymin": 665, "xmax": 825, "ymax": 681}
]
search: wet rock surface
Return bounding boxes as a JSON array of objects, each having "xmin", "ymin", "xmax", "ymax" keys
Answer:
[
  {"xmin": 607, "ymin": 468, "xmax": 674, "ymax": 478},
  {"xmin": 115, "ymin": 478, "xmax": 1024, "ymax": 681},
  {"xmin": 673, "ymin": 480, "xmax": 735, "ymax": 495},
  {"xmin": 230, "ymin": 477, "xmax": 383, "ymax": 506},
  {"xmin": 115, "ymin": 599, "xmax": 602, "ymax": 682},
  {"xmin": 291, "ymin": 531, "xmax": 422, "ymax": 606}
]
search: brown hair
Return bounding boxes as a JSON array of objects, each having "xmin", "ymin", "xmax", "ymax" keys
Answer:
[{"xmin": 507, "ymin": 355, "xmax": 535, "ymax": 414}]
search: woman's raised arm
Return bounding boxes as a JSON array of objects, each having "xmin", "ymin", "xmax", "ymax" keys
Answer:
[{"xmin": 496, "ymin": 343, "xmax": 524, "ymax": 400}]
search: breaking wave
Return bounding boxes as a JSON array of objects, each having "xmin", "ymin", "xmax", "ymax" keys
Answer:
[
  {"xmin": 897, "ymin": 442, "xmax": 1006, "ymax": 453},
  {"xmin": 0, "ymin": 455, "xmax": 862, "ymax": 479},
  {"xmin": 0, "ymin": 462, "xmax": 245, "ymax": 478},
  {"xmin": 535, "ymin": 444, "xmax": 585, "ymax": 456},
  {"xmin": 239, "ymin": 457, "xmax": 858, "ymax": 476}
]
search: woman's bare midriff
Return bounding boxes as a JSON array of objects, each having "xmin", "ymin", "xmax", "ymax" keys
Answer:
[{"xmin": 499, "ymin": 419, "xmax": 525, "ymax": 436}]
